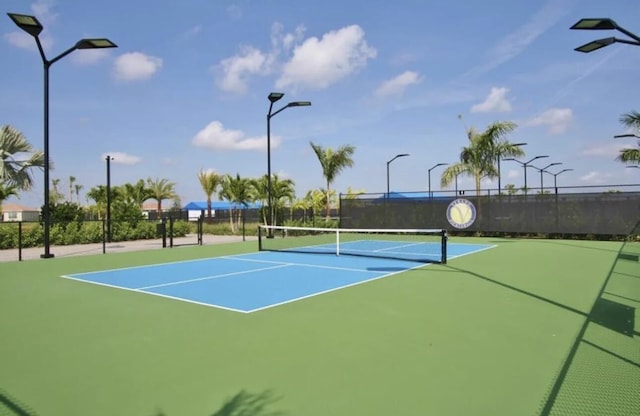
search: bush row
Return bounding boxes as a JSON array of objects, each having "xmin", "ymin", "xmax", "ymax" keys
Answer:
[{"xmin": 0, "ymin": 220, "xmax": 191, "ymax": 250}]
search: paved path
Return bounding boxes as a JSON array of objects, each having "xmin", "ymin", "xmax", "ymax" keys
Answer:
[{"xmin": 0, "ymin": 234, "xmax": 256, "ymax": 262}]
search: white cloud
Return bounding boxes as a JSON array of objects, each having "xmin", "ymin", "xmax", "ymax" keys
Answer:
[
  {"xmin": 216, "ymin": 46, "xmax": 270, "ymax": 94},
  {"xmin": 527, "ymin": 108, "xmax": 573, "ymax": 134},
  {"xmin": 580, "ymin": 171, "xmax": 613, "ymax": 184},
  {"xmin": 582, "ymin": 142, "xmax": 626, "ymax": 158},
  {"xmin": 506, "ymin": 169, "xmax": 520, "ymax": 179},
  {"xmin": 102, "ymin": 152, "xmax": 142, "ymax": 165},
  {"xmin": 181, "ymin": 25, "xmax": 203, "ymax": 39},
  {"xmin": 276, "ymin": 25, "xmax": 377, "ymax": 90},
  {"xmin": 471, "ymin": 87, "xmax": 512, "ymax": 113},
  {"xmin": 192, "ymin": 121, "xmax": 279, "ymax": 151},
  {"xmin": 374, "ymin": 71, "xmax": 421, "ymax": 97},
  {"xmin": 113, "ymin": 52, "xmax": 162, "ymax": 81},
  {"xmin": 71, "ymin": 49, "xmax": 111, "ymax": 65}
]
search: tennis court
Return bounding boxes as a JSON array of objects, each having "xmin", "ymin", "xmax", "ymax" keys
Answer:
[
  {"xmin": 0, "ymin": 228, "xmax": 638, "ymax": 416},
  {"xmin": 63, "ymin": 235, "xmax": 492, "ymax": 313}
]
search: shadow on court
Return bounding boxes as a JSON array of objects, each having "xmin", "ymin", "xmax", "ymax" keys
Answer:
[
  {"xmin": 154, "ymin": 389, "xmax": 286, "ymax": 416},
  {"xmin": 0, "ymin": 389, "xmax": 40, "ymax": 416},
  {"xmin": 445, "ymin": 243, "xmax": 639, "ymax": 416}
]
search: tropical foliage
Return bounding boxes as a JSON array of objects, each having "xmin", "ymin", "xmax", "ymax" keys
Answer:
[
  {"xmin": 0, "ymin": 125, "xmax": 44, "ymax": 191},
  {"xmin": 218, "ymin": 173, "xmax": 253, "ymax": 232},
  {"xmin": 147, "ymin": 177, "xmax": 177, "ymax": 214},
  {"xmin": 441, "ymin": 120, "xmax": 523, "ymax": 196},
  {"xmin": 310, "ymin": 141, "xmax": 355, "ymax": 218},
  {"xmin": 616, "ymin": 110, "xmax": 640, "ymax": 165},
  {"xmin": 197, "ymin": 169, "xmax": 221, "ymax": 223}
]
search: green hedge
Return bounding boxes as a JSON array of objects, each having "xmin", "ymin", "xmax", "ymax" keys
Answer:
[{"xmin": 0, "ymin": 220, "xmax": 191, "ymax": 249}]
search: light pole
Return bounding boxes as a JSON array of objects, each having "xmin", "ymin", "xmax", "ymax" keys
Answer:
[
  {"xmin": 428, "ymin": 163, "xmax": 447, "ymax": 199},
  {"xmin": 571, "ymin": 18, "xmax": 640, "ymax": 52},
  {"xmin": 8, "ymin": 12, "xmax": 117, "ymax": 258},
  {"xmin": 503, "ymin": 155, "xmax": 549, "ymax": 196},
  {"xmin": 497, "ymin": 142, "xmax": 527, "ymax": 194},
  {"xmin": 266, "ymin": 92, "xmax": 311, "ymax": 237},
  {"xmin": 614, "ymin": 133, "xmax": 640, "ymax": 139},
  {"xmin": 531, "ymin": 162, "xmax": 562, "ymax": 193},
  {"xmin": 105, "ymin": 156, "xmax": 114, "ymax": 242},
  {"xmin": 545, "ymin": 168, "xmax": 573, "ymax": 194},
  {"xmin": 627, "ymin": 166, "xmax": 640, "ymax": 170},
  {"xmin": 386, "ymin": 154, "xmax": 409, "ymax": 197}
]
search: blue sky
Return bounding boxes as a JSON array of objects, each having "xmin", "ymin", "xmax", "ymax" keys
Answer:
[{"xmin": 3, "ymin": 0, "xmax": 640, "ymax": 208}]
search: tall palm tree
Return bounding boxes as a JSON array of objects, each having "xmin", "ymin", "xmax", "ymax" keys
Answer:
[
  {"xmin": 310, "ymin": 141, "xmax": 355, "ymax": 218},
  {"xmin": 146, "ymin": 177, "xmax": 177, "ymax": 214},
  {"xmin": 218, "ymin": 173, "xmax": 253, "ymax": 232},
  {"xmin": 441, "ymin": 120, "xmax": 521, "ymax": 196},
  {"xmin": 616, "ymin": 110, "xmax": 640, "ymax": 165},
  {"xmin": 68, "ymin": 176, "xmax": 76, "ymax": 201},
  {"xmin": 74, "ymin": 183, "xmax": 83, "ymax": 204},
  {"xmin": 197, "ymin": 169, "xmax": 221, "ymax": 223},
  {"xmin": 50, "ymin": 178, "xmax": 64, "ymax": 204},
  {"xmin": 270, "ymin": 175, "xmax": 295, "ymax": 224},
  {"xmin": 0, "ymin": 125, "xmax": 45, "ymax": 190},
  {"xmin": 249, "ymin": 175, "xmax": 269, "ymax": 225}
]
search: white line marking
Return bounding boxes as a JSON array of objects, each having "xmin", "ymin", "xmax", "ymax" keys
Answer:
[
  {"xmin": 62, "ymin": 274, "xmax": 250, "ymax": 313},
  {"xmin": 245, "ymin": 262, "xmax": 430, "ymax": 313},
  {"xmin": 220, "ymin": 255, "xmax": 387, "ymax": 273},
  {"xmin": 137, "ymin": 264, "xmax": 291, "ymax": 290}
]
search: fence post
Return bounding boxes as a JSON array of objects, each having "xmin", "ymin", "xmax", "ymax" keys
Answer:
[
  {"xmin": 18, "ymin": 221, "xmax": 22, "ymax": 261},
  {"xmin": 102, "ymin": 218, "xmax": 106, "ymax": 254}
]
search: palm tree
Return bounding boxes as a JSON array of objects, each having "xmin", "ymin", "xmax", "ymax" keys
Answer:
[
  {"xmin": 271, "ymin": 175, "xmax": 295, "ymax": 225},
  {"xmin": 146, "ymin": 177, "xmax": 177, "ymax": 215},
  {"xmin": 310, "ymin": 141, "xmax": 355, "ymax": 218},
  {"xmin": 197, "ymin": 169, "xmax": 221, "ymax": 223},
  {"xmin": 68, "ymin": 176, "xmax": 76, "ymax": 201},
  {"xmin": 249, "ymin": 175, "xmax": 269, "ymax": 225},
  {"xmin": 122, "ymin": 179, "xmax": 153, "ymax": 208},
  {"xmin": 616, "ymin": 111, "xmax": 640, "ymax": 165},
  {"xmin": 74, "ymin": 183, "xmax": 83, "ymax": 204},
  {"xmin": 218, "ymin": 173, "xmax": 253, "ymax": 232},
  {"xmin": 0, "ymin": 181, "xmax": 19, "ymax": 215},
  {"xmin": 0, "ymin": 125, "xmax": 45, "ymax": 191},
  {"xmin": 50, "ymin": 178, "xmax": 64, "ymax": 204},
  {"xmin": 441, "ymin": 120, "xmax": 521, "ymax": 196}
]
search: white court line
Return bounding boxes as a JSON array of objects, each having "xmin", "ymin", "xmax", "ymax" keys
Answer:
[
  {"xmin": 136, "ymin": 263, "xmax": 292, "ymax": 290},
  {"xmin": 61, "ymin": 274, "xmax": 248, "ymax": 313},
  {"xmin": 245, "ymin": 261, "xmax": 429, "ymax": 313},
  {"xmin": 447, "ymin": 244, "xmax": 497, "ymax": 260},
  {"xmin": 220, "ymin": 255, "xmax": 387, "ymax": 274}
]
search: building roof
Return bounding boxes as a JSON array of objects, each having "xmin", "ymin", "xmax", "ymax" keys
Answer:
[
  {"xmin": 1, "ymin": 203, "xmax": 40, "ymax": 212},
  {"xmin": 183, "ymin": 201, "xmax": 262, "ymax": 210}
]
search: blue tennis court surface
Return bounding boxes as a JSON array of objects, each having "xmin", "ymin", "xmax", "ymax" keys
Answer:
[{"xmin": 63, "ymin": 242, "xmax": 494, "ymax": 313}]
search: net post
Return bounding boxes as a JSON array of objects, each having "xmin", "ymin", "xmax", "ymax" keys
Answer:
[
  {"xmin": 258, "ymin": 226, "xmax": 263, "ymax": 251},
  {"xmin": 336, "ymin": 229, "xmax": 340, "ymax": 256},
  {"xmin": 441, "ymin": 229, "xmax": 447, "ymax": 264}
]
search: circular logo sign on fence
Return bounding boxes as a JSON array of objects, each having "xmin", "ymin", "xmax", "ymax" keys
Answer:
[{"xmin": 446, "ymin": 198, "xmax": 476, "ymax": 229}]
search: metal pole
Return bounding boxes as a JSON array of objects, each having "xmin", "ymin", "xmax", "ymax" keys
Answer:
[
  {"xmin": 523, "ymin": 164, "xmax": 528, "ymax": 196},
  {"xmin": 42, "ymin": 61, "xmax": 53, "ymax": 258},
  {"xmin": 106, "ymin": 156, "xmax": 112, "ymax": 242},
  {"xmin": 386, "ymin": 161, "xmax": 390, "ymax": 197},
  {"xmin": 428, "ymin": 169, "xmax": 431, "ymax": 199},
  {"xmin": 267, "ymin": 113, "xmax": 272, "ymax": 237},
  {"xmin": 497, "ymin": 154, "xmax": 501, "ymax": 194}
]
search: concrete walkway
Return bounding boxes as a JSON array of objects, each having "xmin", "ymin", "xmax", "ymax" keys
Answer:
[{"xmin": 0, "ymin": 234, "xmax": 256, "ymax": 262}]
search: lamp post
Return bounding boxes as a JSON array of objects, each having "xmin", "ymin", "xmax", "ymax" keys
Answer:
[
  {"xmin": 503, "ymin": 155, "xmax": 549, "ymax": 196},
  {"xmin": 530, "ymin": 162, "xmax": 562, "ymax": 193},
  {"xmin": 266, "ymin": 92, "xmax": 310, "ymax": 237},
  {"xmin": 614, "ymin": 133, "xmax": 640, "ymax": 139},
  {"xmin": 545, "ymin": 168, "xmax": 573, "ymax": 194},
  {"xmin": 570, "ymin": 18, "xmax": 640, "ymax": 52},
  {"xmin": 8, "ymin": 12, "xmax": 117, "ymax": 258},
  {"xmin": 627, "ymin": 166, "xmax": 640, "ymax": 170},
  {"xmin": 497, "ymin": 142, "xmax": 527, "ymax": 194},
  {"xmin": 105, "ymin": 156, "xmax": 114, "ymax": 242},
  {"xmin": 428, "ymin": 163, "xmax": 447, "ymax": 199},
  {"xmin": 386, "ymin": 154, "xmax": 409, "ymax": 197}
]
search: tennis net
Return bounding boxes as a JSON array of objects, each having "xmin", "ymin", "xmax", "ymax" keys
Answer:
[{"xmin": 258, "ymin": 225, "xmax": 447, "ymax": 263}]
